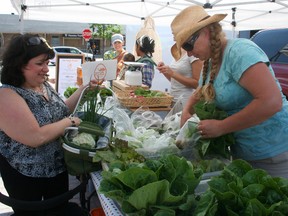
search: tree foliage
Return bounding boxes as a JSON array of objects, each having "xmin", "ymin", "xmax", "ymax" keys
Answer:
[{"xmin": 89, "ymin": 23, "xmax": 123, "ymax": 40}]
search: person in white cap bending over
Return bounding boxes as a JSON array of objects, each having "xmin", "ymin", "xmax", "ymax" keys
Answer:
[{"xmin": 104, "ymin": 33, "xmax": 127, "ymax": 76}]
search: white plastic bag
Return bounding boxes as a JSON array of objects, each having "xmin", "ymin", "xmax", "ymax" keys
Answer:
[
  {"xmin": 175, "ymin": 114, "xmax": 201, "ymax": 149},
  {"xmin": 131, "ymin": 106, "xmax": 163, "ymax": 129}
]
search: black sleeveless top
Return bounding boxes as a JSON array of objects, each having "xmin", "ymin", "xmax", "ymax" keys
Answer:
[{"xmin": 0, "ymin": 82, "xmax": 69, "ymax": 177}]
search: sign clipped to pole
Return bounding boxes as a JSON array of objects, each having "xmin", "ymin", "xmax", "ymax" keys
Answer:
[{"xmin": 82, "ymin": 28, "xmax": 92, "ymax": 41}]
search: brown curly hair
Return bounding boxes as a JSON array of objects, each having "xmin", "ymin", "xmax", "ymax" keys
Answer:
[{"xmin": 0, "ymin": 34, "xmax": 55, "ymax": 87}]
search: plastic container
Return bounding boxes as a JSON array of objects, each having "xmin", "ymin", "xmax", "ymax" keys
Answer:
[
  {"xmin": 125, "ymin": 69, "xmax": 142, "ymax": 86},
  {"xmin": 90, "ymin": 207, "xmax": 106, "ymax": 216},
  {"xmin": 123, "ymin": 62, "xmax": 145, "ymax": 86}
]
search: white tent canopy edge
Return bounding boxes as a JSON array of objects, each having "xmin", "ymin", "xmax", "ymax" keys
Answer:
[{"xmin": 9, "ymin": 0, "xmax": 288, "ymax": 31}]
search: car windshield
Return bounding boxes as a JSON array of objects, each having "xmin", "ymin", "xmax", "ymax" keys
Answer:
[{"xmin": 70, "ymin": 48, "xmax": 81, "ymax": 54}]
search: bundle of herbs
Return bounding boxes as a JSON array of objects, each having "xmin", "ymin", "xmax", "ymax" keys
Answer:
[
  {"xmin": 64, "ymin": 86, "xmax": 112, "ymax": 150},
  {"xmin": 79, "ymin": 87, "xmax": 112, "ymax": 124}
]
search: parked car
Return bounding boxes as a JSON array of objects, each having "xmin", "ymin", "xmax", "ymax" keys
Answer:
[
  {"xmin": 50, "ymin": 46, "xmax": 93, "ymax": 65},
  {"xmin": 250, "ymin": 28, "xmax": 288, "ymax": 98}
]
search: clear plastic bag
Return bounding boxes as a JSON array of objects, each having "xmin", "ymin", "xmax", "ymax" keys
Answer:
[
  {"xmin": 175, "ymin": 114, "xmax": 201, "ymax": 150},
  {"xmin": 131, "ymin": 106, "xmax": 163, "ymax": 129},
  {"xmin": 161, "ymin": 97, "xmax": 184, "ymax": 138}
]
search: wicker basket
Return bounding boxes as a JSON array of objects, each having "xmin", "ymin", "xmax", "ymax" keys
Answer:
[
  {"xmin": 115, "ymin": 91, "xmax": 173, "ymax": 108},
  {"xmin": 112, "ymin": 80, "xmax": 149, "ymax": 92}
]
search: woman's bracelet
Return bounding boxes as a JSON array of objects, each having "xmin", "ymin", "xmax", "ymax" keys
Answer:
[{"xmin": 68, "ymin": 115, "xmax": 77, "ymax": 127}]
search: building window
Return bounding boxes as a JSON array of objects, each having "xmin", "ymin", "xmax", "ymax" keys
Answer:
[{"xmin": 51, "ymin": 36, "xmax": 60, "ymax": 47}]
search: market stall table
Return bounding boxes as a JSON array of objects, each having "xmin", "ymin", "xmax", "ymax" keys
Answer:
[
  {"xmin": 90, "ymin": 169, "xmax": 221, "ymax": 215},
  {"xmin": 90, "ymin": 171, "xmax": 124, "ymax": 216}
]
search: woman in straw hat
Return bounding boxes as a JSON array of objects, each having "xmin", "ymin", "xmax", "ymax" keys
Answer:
[
  {"xmin": 177, "ymin": 6, "xmax": 288, "ymax": 178},
  {"xmin": 157, "ymin": 18, "xmax": 203, "ymax": 107}
]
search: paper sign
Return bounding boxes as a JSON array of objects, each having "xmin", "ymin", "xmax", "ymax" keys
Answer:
[
  {"xmin": 82, "ymin": 60, "xmax": 117, "ymax": 85},
  {"xmin": 55, "ymin": 54, "xmax": 84, "ymax": 97}
]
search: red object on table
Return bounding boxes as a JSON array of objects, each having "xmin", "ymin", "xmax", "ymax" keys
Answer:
[{"xmin": 90, "ymin": 207, "xmax": 106, "ymax": 216}]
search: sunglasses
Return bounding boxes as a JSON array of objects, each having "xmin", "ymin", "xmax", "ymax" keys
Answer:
[
  {"xmin": 181, "ymin": 32, "xmax": 200, "ymax": 52},
  {"xmin": 26, "ymin": 37, "xmax": 47, "ymax": 46},
  {"xmin": 26, "ymin": 36, "xmax": 53, "ymax": 50}
]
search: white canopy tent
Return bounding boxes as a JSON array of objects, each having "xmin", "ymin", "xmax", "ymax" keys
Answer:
[
  {"xmin": 3, "ymin": 0, "xmax": 288, "ymax": 91},
  {"xmin": 8, "ymin": 0, "xmax": 288, "ymax": 32}
]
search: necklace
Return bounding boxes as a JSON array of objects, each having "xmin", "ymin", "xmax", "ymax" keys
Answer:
[{"xmin": 34, "ymin": 84, "xmax": 49, "ymax": 101}]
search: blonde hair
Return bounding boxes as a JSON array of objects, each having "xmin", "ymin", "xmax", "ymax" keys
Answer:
[{"xmin": 194, "ymin": 22, "xmax": 224, "ymax": 102}]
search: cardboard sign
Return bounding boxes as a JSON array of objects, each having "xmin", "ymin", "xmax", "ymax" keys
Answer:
[{"xmin": 82, "ymin": 60, "xmax": 117, "ymax": 85}]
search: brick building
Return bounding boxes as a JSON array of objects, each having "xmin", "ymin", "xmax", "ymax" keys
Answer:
[{"xmin": 0, "ymin": 14, "xmax": 105, "ymax": 59}]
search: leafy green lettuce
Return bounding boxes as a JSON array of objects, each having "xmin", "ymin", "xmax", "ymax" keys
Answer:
[
  {"xmin": 99, "ymin": 154, "xmax": 203, "ymax": 215},
  {"xmin": 193, "ymin": 101, "xmax": 235, "ymax": 159},
  {"xmin": 194, "ymin": 159, "xmax": 288, "ymax": 216}
]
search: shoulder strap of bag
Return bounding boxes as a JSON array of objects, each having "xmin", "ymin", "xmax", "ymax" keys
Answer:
[{"xmin": 114, "ymin": 50, "xmax": 126, "ymax": 62}]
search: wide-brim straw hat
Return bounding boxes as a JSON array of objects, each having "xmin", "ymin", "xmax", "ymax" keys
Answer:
[
  {"xmin": 172, "ymin": 5, "xmax": 227, "ymax": 55},
  {"xmin": 170, "ymin": 44, "xmax": 181, "ymax": 61}
]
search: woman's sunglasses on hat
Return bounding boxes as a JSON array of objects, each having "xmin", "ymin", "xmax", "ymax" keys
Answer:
[
  {"xmin": 26, "ymin": 37, "xmax": 47, "ymax": 46},
  {"xmin": 182, "ymin": 32, "xmax": 200, "ymax": 52},
  {"xmin": 26, "ymin": 36, "xmax": 52, "ymax": 49}
]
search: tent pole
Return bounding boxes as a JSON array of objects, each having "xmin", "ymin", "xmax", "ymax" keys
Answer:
[
  {"xmin": 231, "ymin": 7, "xmax": 236, "ymax": 38},
  {"xmin": 19, "ymin": 4, "xmax": 27, "ymax": 34}
]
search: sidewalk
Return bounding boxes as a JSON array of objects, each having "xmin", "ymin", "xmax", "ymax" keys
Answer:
[{"xmin": 0, "ymin": 177, "xmax": 13, "ymax": 215}]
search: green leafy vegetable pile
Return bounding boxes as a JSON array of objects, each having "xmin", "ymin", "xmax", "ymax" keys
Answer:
[
  {"xmin": 193, "ymin": 101, "xmax": 235, "ymax": 159},
  {"xmin": 192, "ymin": 158, "xmax": 228, "ymax": 173},
  {"xmin": 99, "ymin": 154, "xmax": 203, "ymax": 215},
  {"xmin": 132, "ymin": 87, "xmax": 165, "ymax": 97},
  {"xmin": 195, "ymin": 159, "xmax": 288, "ymax": 216},
  {"xmin": 93, "ymin": 140, "xmax": 146, "ymax": 166},
  {"xmin": 64, "ymin": 86, "xmax": 78, "ymax": 98}
]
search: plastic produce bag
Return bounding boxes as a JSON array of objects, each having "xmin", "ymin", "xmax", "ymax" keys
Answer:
[
  {"xmin": 131, "ymin": 106, "xmax": 163, "ymax": 129},
  {"xmin": 175, "ymin": 114, "xmax": 201, "ymax": 149},
  {"xmin": 113, "ymin": 106, "xmax": 135, "ymax": 135},
  {"xmin": 135, "ymin": 132, "xmax": 180, "ymax": 159},
  {"xmin": 161, "ymin": 96, "xmax": 183, "ymax": 137}
]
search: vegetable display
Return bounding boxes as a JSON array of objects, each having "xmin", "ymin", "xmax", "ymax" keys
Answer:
[
  {"xmin": 130, "ymin": 87, "xmax": 165, "ymax": 98},
  {"xmin": 99, "ymin": 156, "xmax": 288, "ymax": 216},
  {"xmin": 195, "ymin": 159, "xmax": 288, "ymax": 216},
  {"xmin": 99, "ymin": 154, "xmax": 203, "ymax": 216}
]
